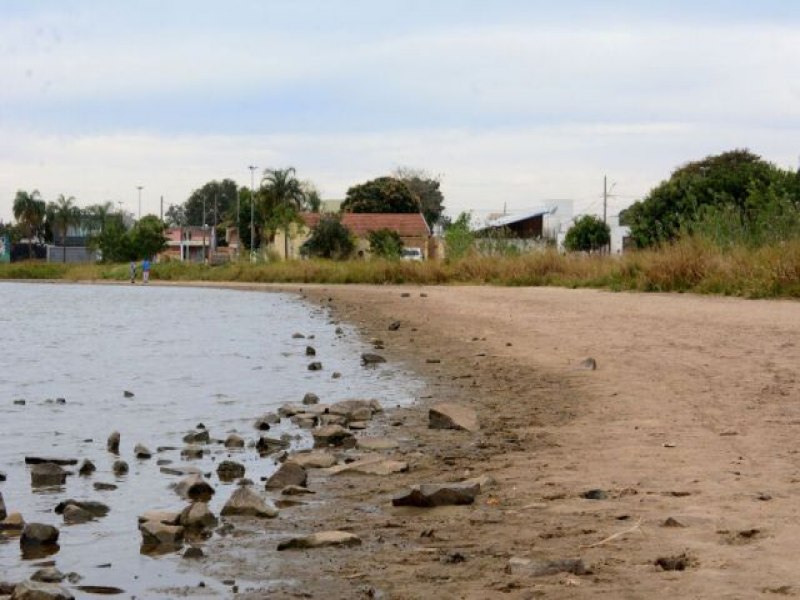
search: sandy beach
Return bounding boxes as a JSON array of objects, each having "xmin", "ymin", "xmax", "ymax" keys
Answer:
[{"xmin": 193, "ymin": 284, "xmax": 800, "ymax": 599}]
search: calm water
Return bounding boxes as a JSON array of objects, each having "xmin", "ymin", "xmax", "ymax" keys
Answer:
[{"xmin": 0, "ymin": 282, "xmax": 421, "ymax": 598}]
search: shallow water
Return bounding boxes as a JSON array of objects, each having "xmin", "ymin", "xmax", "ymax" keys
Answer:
[{"xmin": 0, "ymin": 282, "xmax": 421, "ymax": 598}]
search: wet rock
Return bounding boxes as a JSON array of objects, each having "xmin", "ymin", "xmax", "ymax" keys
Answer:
[
  {"xmin": 291, "ymin": 332, "xmax": 305, "ymax": 339},
  {"xmin": 329, "ymin": 399, "xmax": 376, "ymax": 422},
  {"xmin": 582, "ymin": 489, "xmax": 607, "ymax": 500},
  {"xmin": 181, "ymin": 445, "xmax": 204, "ymax": 460},
  {"xmin": 55, "ymin": 500, "xmax": 109, "ymax": 519},
  {"xmin": 161, "ymin": 465, "xmax": 202, "ymax": 477},
  {"xmin": 287, "ymin": 451, "xmax": 337, "ymax": 469},
  {"xmin": 318, "ymin": 414, "xmax": 347, "ymax": 427},
  {"xmin": 506, "ymin": 557, "xmax": 589, "ymax": 577},
  {"xmin": 278, "ymin": 531, "xmax": 362, "ymax": 551},
  {"xmin": 302, "ymin": 392, "xmax": 320, "ymax": 405},
  {"xmin": 179, "ymin": 502, "xmax": 218, "ymax": 530},
  {"xmin": 356, "ymin": 437, "xmax": 399, "ymax": 451},
  {"xmin": 55, "ymin": 398, "xmax": 66, "ymax": 405},
  {"xmin": 224, "ymin": 434, "xmax": 245, "ymax": 449},
  {"xmin": 216, "ymin": 460, "xmax": 245, "ymax": 482},
  {"xmin": 13, "ymin": 398, "xmax": 26, "ymax": 405},
  {"xmin": 265, "ymin": 463, "xmax": 307, "ymax": 490},
  {"xmin": 312, "ymin": 425, "xmax": 355, "ymax": 448},
  {"xmin": 30, "ymin": 463, "xmax": 68, "ymax": 487},
  {"xmin": 24, "ymin": 457, "xmax": 77, "ymax": 466},
  {"xmin": 335, "ymin": 326, "xmax": 344, "ymax": 335},
  {"xmin": 282, "ymin": 485, "xmax": 315, "ymax": 496},
  {"xmin": 305, "ymin": 346, "xmax": 316, "ymax": 357},
  {"xmin": 291, "ymin": 415, "xmax": 317, "ymax": 429},
  {"xmin": 0, "ymin": 512, "xmax": 25, "ymax": 531},
  {"xmin": 332, "ymin": 372, "xmax": 342, "ymax": 379},
  {"xmin": 74, "ymin": 587, "xmax": 124, "ymax": 596},
  {"xmin": 388, "ymin": 321, "xmax": 401, "ymax": 331},
  {"xmin": 123, "ymin": 390, "xmax": 135, "ymax": 398},
  {"xmin": 256, "ymin": 436, "xmax": 290, "ymax": 456},
  {"xmin": 325, "ymin": 458, "xmax": 408, "ymax": 476},
  {"xmin": 183, "ymin": 546, "xmax": 205, "ymax": 560},
  {"xmin": 307, "ymin": 361, "xmax": 323, "ymax": 371},
  {"xmin": 0, "ymin": 490, "xmax": 5, "ymax": 520},
  {"xmin": 112, "ymin": 460, "xmax": 128, "ymax": 476},
  {"xmin": 0, "ymin": 471, "xmax": 5, "ymax": 481},
  {"xmin": 20, "ymin": 523, "xmax": 60, "ymax": 547},
  {"xmin": 175, "ymin": 475, "xmax": 215, "ymax": 502},
  {"xmin": 133, "ymin": 444, "xmax": 152, "ymax": 459},
  {"xmin": 348, "ymin": 421, "xmax": 367, "ymax": 430},
  {"xmin": 106, "ymin": 432, "xmax": 120, "ymax": 454},
  {"xmin": 10, "ymin": 581, "xmax": 73, "ymax": 600},
  {"xmin": 220, "ymin": 486, "xmax": 278, "ymax": 518},
  {"xmin": 30, "ymin": 567, "xmax": 64, "ymax": 583},
  {"xmin": 578, "ymin": 357, "xmax": 597, "ymax": 371},
  {"xmin": 78, "ymin": 459, "xmax": 95, "ymax": 477},
  {"xmin": 253, "ymin": 417, "xmax": 272, "ymax": 431},
  {"xmin": 138, "ymin": 510, "xmax": 180, "ymax": 526},
  {"xmin": 182, "ymin": 430, "xmax": 210, "ymax": 444},
  {"xmin": 93, "ymin": 482, "xmax": 117, "ymax": 491},
  {"xmin": 361, "ymin": 353, "xmax": 386, "ymax": 366},
  {"xmin": 139, "ymin": 521, "xmax": 184, "ymax": 548},
  {"xmin": 429, "ymin": 402, "xmax": 479, "ymax": 432},
  {"xmin": 62, "ymin": 505, "xmax": 94, "ymax": 524},
  {"xmin": 392, "ymin": 482, "xmax": 480, "ymax": 507}
]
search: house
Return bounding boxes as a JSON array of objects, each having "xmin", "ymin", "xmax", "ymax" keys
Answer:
[
  {"xmin": 161, "ymin": 226, "xmax": 241, "ymax": 263},
  {"xmin": 46, "ymin": 222, "xmax": 99, "ymax": 263},
  {"xmin": 272, "ymin": 212, "xmax": 434, "ymax": 260},
  {"xmin": 477, "ymin": 208, "xmax": 553, "ymax": 239}
]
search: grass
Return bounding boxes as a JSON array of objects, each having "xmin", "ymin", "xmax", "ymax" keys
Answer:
[{"xmin": 2, "ymin": 238, "xmax": 799, "ymax": 299}]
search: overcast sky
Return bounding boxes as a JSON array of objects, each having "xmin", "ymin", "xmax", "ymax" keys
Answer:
[{"xmin": 2, "ymin": 0, "xmax": 800, "ymax": 223}]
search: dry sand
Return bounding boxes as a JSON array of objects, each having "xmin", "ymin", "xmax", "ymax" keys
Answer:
[{"xmin": 199, "ymin": 284, "xmax": 800, "ymax": 599}]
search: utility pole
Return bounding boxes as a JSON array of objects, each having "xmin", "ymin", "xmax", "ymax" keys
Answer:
[
  {"xmin": 137, "ymin": 186, "xmax": 143, "ymax": 220},
  {"xmin": 603, "ymin": 175, "xmax": 607, "ymax": 225},
  {"xmin": 160, "ymin": 195, "xmax": 163, "ymax": 222},
  {"xmin": 202, "ymin": 195, "xmax": 207, "ymax": 263},
  {"xmin": 213, "ymin": 190, "xmax": 218, "ymax": 252},
  {"xmin": 249, "ymin": 165, "xmax": 258, "ymax": 256}
]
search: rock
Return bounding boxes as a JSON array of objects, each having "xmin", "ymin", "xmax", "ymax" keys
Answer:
[
  {"xmin": 62, "ymin": 505, "xmax": 94, "ymax": 524},
  {"xmin": 291, "ymin": 415, "xmax": 317, "ymax": 429},
  {"xmin": 292, "ymin": 332, "xmax": 305, "ymax": 339},
  {"xmin": 582, "ymin": 489, "xmax": 607, "ymax": 500},
  {"xmin": 256, "ymin": 436, "xmax": 290, "ymax": 456},
  {"xmin": 305, "ymin": 346, "xmax": 316, "ymax": 356},
  {"xmin": 0, "ymin": 512, "xmax": 25, "ymax": 531},
  {"xmin": 179, "ymin": 502, "xmax": 218, "ymax": 530},
  {"xmin": 328, "ymin": 399, "xmax": 375, "ymax": 422},
  {"xmin": 133, "ymin": 444, "xmax": 152, "ymax": 459},
  {"xmin": 13, "ymin": 398, "xmax": 26, "ymax": 405},
  {"xmin": 78, "ymin": 459, "xmax": 95, "ymax": 476},
  {"xmin": 181, "ymin": 445, "xmax": 204, "ymax": 459},
  {"xmin": 655, "ymin": 553, "xmax": 693, "ymax": 571},
  {"xmin": 348, "ymin": 421, "xmax": 367, "ymax": 430},
  {"xmin": 277, "ymin": 531, "xmax": 362, "ymax": 551},
  {"xmin": 93, "ymin": 482, "xmax": 117, "ymax": 491},
  {"xmin": 361, "ymin": 353, "xmax": 386, "ymax": 366},
  {"xmin": 161, "ymin": 465, "xmax": 202, "ymax": 477},
  {"xmin": 307, "ymin": 361, "xmax": 323, "ymax": 371},
  {"xmin": 220, "ymin": 486, "xmax": 278, "ymax": 518},
  {"xmin": 463, "ymin": 474, "xmax": 496, "ymax": 491},
  {"xmin": 10, "ymin": 581, "xmax": 73, "ymax": 600},
  {"xmin": 506, "ymin": 557, "xmax": 589, "ymax": 577},
  {"xmin": 123, "ymin": 390, "xmax": 135, "ymax": 398},
  {"xmin": 287, "ymin": 451, "xmax": 337, "ymax": 469},
  {"xmin": 318, "ymin": 414, "xmax": 347, "ymax": 427},
  {"xmin": 392, "ymin": 482, "xmax": 480, "ymax": 507},
  {"xmin": 74, "ymin": 587, "xmax": 124, "ymax": 596},
  {"xmin": 175, "ymin": 475, "xmax": 215, "ymax": 501},
  {"xmin": 112, "ymin": 460, "xmax": 128, "ymax": 476},
  {"xmin": 0, "ymin": 582, "xmax": 14, "ymax": 595},
  {"xmin": 55, "ymin": 500, "xmax": 109, "ymax": 518},
  {"xmin": 0, "ymin": 471, "xmax": 5, "ymax": 481},
  {"xmin": 388, "ymin": 321, "xmax": 401, "ymax": 331},
  {"xmin": 182, "ymin": 430, "xmax": 210, "ymax": 444},
  {"xmin": 107, "ymin": 431, "xmax": 120, "ymax": 454},
  {"xmin": 266, "ymin": 463, "xmax": 307, "ymax": 490},
  {"xmin": 253, "ymin": 416, "xmax": 272, "ymax": 431},
  {"xmin": 30, "ymin": 568, "xmax": 64, "ymax": 583},
  {"xmin": 429, "ymin": 402, "xmax": 479, "ymax": 432},
  {"xmin": 335, "ymin": 326, "xmax": 344, "ymax": 335},
  {"xmin": 224, "ymin": 434, "xmax": 245, "ymax": 449},
  {"xmin": 282, "ymin": 485, "xmax": 315, "ymax": 496},
  {"xmin": 0, "ymin": 491, "xmax": 5, "ymax": 520},
  {"xmin": 302, "ymin": 392, "xmax": 320, "ymax": 405},
  {"xmin": 332, "ymin": 372, "xmax": 342, "ymax": 379},
  {"xmin": 356, "ymin": 437, "xmax": 399, "ymax": 451},
  {"xmin": 312, "ymin": 425, "xmax": 355, "ymax": 448},
  {"xmin": 217, "ymin": 460, "xmax": 245, "ymax": 482},
  {"xmin": 138, "ymin": 510, "xmax": 181, "ymax": 525},
  {"xmin": 20, "ymin": 523, "xmax": 59, "ymax": 546},
  {"xmin": 324, "ymin": 458, "xmax": 408, "ymax": 476},
  {"xmin": 183, "ymin": 546, "xmax": 205, "ymax": 559},
  {"xmin": 139, "ymin": 520, "xmax": 184, "ymax": 547},
  {"xmin": 24, "ymin": 457, "xmax": 77, "ymax": 466},
  {"xmin": 578, "ymin": 357, "xmax": 597, "ymax": 371},
  {"xmin": 662, "ymin": 517, "xmax": 685, "ymax": 528},
  {"xmin": 30, "ymin": 463, "xmax": 68, "ymax": 487}
]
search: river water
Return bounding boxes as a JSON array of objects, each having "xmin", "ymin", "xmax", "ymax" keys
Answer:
[{"xmin": 0, "ymin": 282, "xmax": 421, "ymax": 598}]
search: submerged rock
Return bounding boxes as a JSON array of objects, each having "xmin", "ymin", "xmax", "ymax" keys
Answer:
[
  {"xmin": 30, "ymin": 463, "xmax": 68, "ymax": 487},
  {"xmin": 174, "ymin": 475, "xmax": 215, "ymax": 502},
  {"xmin": 25, "ymin": 457, "xmax": 77, "ymax": 466},
  {"xmin": 302, "ymin": 392, "xmax": 320, "ymax": 405},
  {"xmin": 277, "ymin": 531, "xmax": 361, "ymax": 551},
  {"xmin": 107, "ymin": 431, "xmax": 120, "ymax": 454},
  {"xmin": 256, "ymin": 436, "xmax": 290, "ymax": 456},
  {"xmin": 78, "ymin": 459, "xmax": 96, "ymax": 476},
  {"xmin": 0, "ymin": 490, "xmax": 5, "ymax": 520},
  {"xmin": 224, "ymin": 434, "xmax": 245, "ymax": 449},
  {"xmin": 20, "ymin": 523, "xmax": 60, "ymax": 547},
  {"xmin": 217, "ymin": 460, "xmax": 245, "ymax": 482},
  {"xmin": 30, "ymin": 567, "xmax": 65, "ymax": 583},
  {"xmin": 55, "ymin": 500, "xmax": 109, "ymax": 518},
  {"xmin": 182, "ymin": 429, "xmax": 210, "ymax": 444},
  {"xmin": 134, "ymin": 444, "xmax": 152, "ymax": 459},
  {"xmin": 138, "ymin": 510, "xmax": 180, "ymax": 526},
  {"xmin": 0, "ymin": 512, "xmax": 25, "ymax": 531},
  {"xmin": 139, "ymin": 520, "xmax": 184, "ymax": 548},
  {"xmin": 307, "ymin": 361, "xmax": 323, "ymax": 371},
  {"xmin": 112, "ymin": 460, "xmax": 129, "ymax": 476},
  {"xmin": 10, "ymin": 580, "xmax": 74, "ymax": 600}
]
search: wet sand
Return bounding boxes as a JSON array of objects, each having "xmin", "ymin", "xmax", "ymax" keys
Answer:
[{"xmin": 193, "ymin": 284, "xmax": 800, "ymax": 599}]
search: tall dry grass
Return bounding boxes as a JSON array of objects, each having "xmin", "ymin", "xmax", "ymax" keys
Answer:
[{"xmin": 1, "ymin": 239, "xmax": 798, "ymax": 298}]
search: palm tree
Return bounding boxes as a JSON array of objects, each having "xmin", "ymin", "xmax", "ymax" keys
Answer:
[
  {"xmin": 84, "ymin": 201, "xmax": 114, "ymax": 234},
  {"xmin": 261, "ymin": 168, "xmax": 307, "ymax": 259},
  {"xmin": 49, "ymin": 195, "xmax": 80, "ymax": 263},
  {"xmin": 12, "ymin": 190, "xmax": 46, "ymax": 259}
]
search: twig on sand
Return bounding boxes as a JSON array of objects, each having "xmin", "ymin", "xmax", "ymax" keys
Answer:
[{"xmin": 580, "ymin": 518, "xmax": 644, "ymax": 549}]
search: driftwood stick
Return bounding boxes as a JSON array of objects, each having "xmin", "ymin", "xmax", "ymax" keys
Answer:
[{"xmin": 580, "ymin": 518, "xmax": 644, "ymax": 549}]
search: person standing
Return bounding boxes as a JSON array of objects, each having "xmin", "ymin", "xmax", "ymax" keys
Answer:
[
  {"xmin": 142, "ymin": 258, "xmax": 151, "ymax": 284},
  {"xmin": 129, "ymin": 261, "xmax": 136, "ymax": 284}
]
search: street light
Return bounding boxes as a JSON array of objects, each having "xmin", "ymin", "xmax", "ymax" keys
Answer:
[
  {"xmin": 248, "ymin": 165, "xmax": 258, "ymax": 256},
  {"xmin": 136, "ymin": 186, "xmax": 144, "ymax": 220}
]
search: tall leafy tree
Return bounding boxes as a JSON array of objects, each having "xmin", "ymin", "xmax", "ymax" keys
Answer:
[
  {"xmin": 342, "ymin": 177, "xmax": 421, "ymax": 214},
  {"xmin": 301, "ymin": 216, "xmax": 355, "ymax": 259},
  {"xmin": 83, "ymin": 202, "xmax": 115, "ymax": 234},
  {"xmin": 183, "ymin": 179, "xmax": 239, "ymax": 227},
  {"xmin": 48, "ymin": 195, "xmax": 81, "ymax": 262},
  {"xmin": 564, "ymin": 215, "xmax": 610, "ymax": 252},
  {"xmin": 393, "ymin": 167, "xmax": 445, "ymax": 227},
  {"xmin": 12, "ymin": 189, "xmax": 46, "ymax": 259},
  {"xmin": 261, "ymin": 167, "xmax": 307, "ymax": 257}
]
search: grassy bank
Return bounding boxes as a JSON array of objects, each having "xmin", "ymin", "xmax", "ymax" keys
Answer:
[{"xmin": 1, "ymin": 238, "xmax": 799, "ymax": 298}]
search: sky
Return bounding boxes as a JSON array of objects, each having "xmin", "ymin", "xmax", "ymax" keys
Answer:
[{"xmin": 2, "ymin": 0, "xmax": 800, "ymax": 224}]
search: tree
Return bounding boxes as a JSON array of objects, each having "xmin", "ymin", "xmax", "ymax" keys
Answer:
[
  {"xmin": 164, "ymin": 203, "xmax": 186, "ymax": 227},
  {"xmin": 393, "ymin": 167, "xmax": 445, "ymax": 227},
  {"xmin": 91, "ymin": 216, "xmax": 133, "ymax": 263},
  {"xmin": 341, "ymin": 177, "xmax": 421, "ymax": 214},
  {"xmin": 443, "ymin": 211, "xmax": 474, "ymax": 260},
  {"xmin": 129, "ymin": 215, "xmax": 167, "ymax": 259},
  {"xmin": 183, "ymin": 179, "xmax": 238, "ymax": 228},
  {"xmin": 301, "ymin": 181, "xmax": 322, "ymax": 213},
  {"xmin": 12, "ymin": 189, "xmax": 46, "ymax": 259},
  {"xmin": 368, "ymin": 228, "xmax": 404, "ymax": 259},
  {"xmin": 622, "ymin": 149, "xmax": 799, "ymax": 247},
  {"xmin": 564, "ymin": 215, "xmax": 610, "ymax": 252},
  {"xmin": 83, "ymin": 202, "xmax": 115, "ymax": 235},
  {"xmin": 301, "ymin": 216, "xmax": 355, "ymax": 259},
  {"xmin": 261, "ymin": 167, "xmax": 308, "ymax": 258},
  {"xmin": 48, "ymin": 195, "xmax": 80, "ymax": 263}
]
